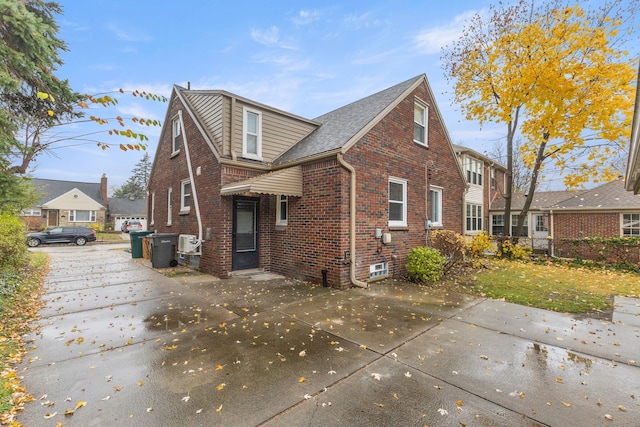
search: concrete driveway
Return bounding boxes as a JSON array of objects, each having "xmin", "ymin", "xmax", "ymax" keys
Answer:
[{"xmin": 17, "ymin": 243, "xmax": 640, "ymax": 426}]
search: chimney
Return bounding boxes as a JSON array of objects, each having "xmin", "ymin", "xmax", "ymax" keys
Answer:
[{"xmin": 100, "ymin": 174, "xmax": 108, "ymax": 206}]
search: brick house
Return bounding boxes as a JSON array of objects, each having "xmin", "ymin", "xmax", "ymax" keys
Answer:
[
  {"xmin": 452, "ymin": 144, "xmax": 506, "ymax": 236},
  {"xmin": 625, "ymin": 62, "xmax": 640, "ymax": 194},
  {"xmin": 147, "ymin": 74, "xmax": 467, "ymax": 288},
  {"xmin": 22, "ymin": 175, "xmax": 109, "ymax": 230},
  {"xmin": 489, "ymin": 179, "xmax": 640, "ymax": 257}
]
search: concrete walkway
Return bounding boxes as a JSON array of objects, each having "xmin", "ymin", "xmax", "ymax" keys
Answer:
[{"xmin": 17, "ymin": 244, "xmax": 640, "ymax": 426}]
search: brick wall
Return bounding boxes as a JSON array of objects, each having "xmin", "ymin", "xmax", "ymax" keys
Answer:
[{"xmin": 552, "ymin": 212, "xmax": 620, "ymax": 240}]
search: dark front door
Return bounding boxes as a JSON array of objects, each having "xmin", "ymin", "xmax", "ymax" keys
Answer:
[{"xmin": 232, "ymin": 198, "xmax": 259, "ymax": 270}]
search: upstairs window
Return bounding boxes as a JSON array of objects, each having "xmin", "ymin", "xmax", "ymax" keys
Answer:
[
  {"xmin": 172, "ymin": 116, "xmax": 181, "ymax": 153},
  {"xmin": 465, "ymin": 158, "xmax": 483, "ymax": 186},
  {"xmin": 388, "ymin": 177, "xmax": 407, "ymax": 227},
  {"xmin": 243, "ymin": 107, "xmax": 262, "ymax": 160},
  {"xmin": 276, "ymin": 195, "xmax": 288, "ymax": 226},
  {"xmin": 429, "ymin": 187, "xmax": 442, "ymax": 227},
  {"xmin": 491, "ymin": 168, "xmax": 496, "ymax": 190},
  {"xmin": 413, "ymin": 101, "xmax": 428, "ymax": 146},
  {"xmin": 180, "ymin": 180, "xmax": 191, "ymax": 212}
]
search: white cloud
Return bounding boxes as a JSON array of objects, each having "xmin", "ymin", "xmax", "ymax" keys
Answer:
[
  {"xmin": 414, "ymin": 10, "xmax": 478, "ymax": 54},
  {"xmin": 293, "ymin": 9, "xmax": 321, "ymax": 26},
  {"xmin": 344, "ymin": 11, "xmax": 383, "ymax": 30},
  {"xmin": 251, "ymin": 26, "xmax": 281, "ymax": 46},
  {"xmin": 107, "ymin": 23, "xmax": 153, "ymax": 42}
]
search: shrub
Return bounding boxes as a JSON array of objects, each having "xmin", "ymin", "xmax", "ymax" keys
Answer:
[
  {"xmin": 0, "ymin": 214, "xmax": 28, "ymax": 270},
  {"xmin": 89, "ymin": 223, "xmax": 103, "ymax": 232},
  {"xmin": 429, "ymin": 229, "xmax": 466, "ymax": 272},
  {"xmin": 467, "ymin": 232, "xmax": 493, "ymax": 258},
  {"xmin": 405, "ymin": 246, "xmax": 446, "ymax": 283},
  {"xmin": 498, "ymin": 238, "xmax": 532, "ymax": 260}
]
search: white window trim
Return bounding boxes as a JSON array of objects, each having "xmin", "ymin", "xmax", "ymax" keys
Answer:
[
  {"xmin": 22, "ymin": 208, "xmax": 42, "ymax": 216},
  {"xmin": 429, "ymin": 186, "xmax": 443, "ymax": 227},
  {"xmin": 413, "ymin": 99, "xmax": 428, "ymax": 147},
  {"xmin": 172, "ymin": 116, "xmax": 181, "ymax": 155},
  {"xmin": 388, "ymin": 177, "xmax": 407, "ymax": 227},
  {"xmin": 180, "ymin": 179, "xmax": 191, "ymax": 213},
  {"xmin": 466, "ymin": 202, "xmax": 483, "ymax": 233},
  {"xmin": 167, "ymin": 188, "xmax": 173, "ymax": 226},
  {"xmin": 276, "ymin": 195, "xmax": 288, "ymax": 226},
  {"xmin": 242, "ymin": 107, "xmax": 263, "ymax": 160},
  {"xmin": 621, "ymin": 213, "xmax": 640, "ymax": 236}
]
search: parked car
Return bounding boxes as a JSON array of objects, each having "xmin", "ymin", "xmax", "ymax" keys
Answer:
[
  {"xmin": 121, "ymin": 220, "xmax": 143, "ymax": 233},
  {"xmin": 27, "ymin": 226, "xmax": 97, "ymax": 247}
]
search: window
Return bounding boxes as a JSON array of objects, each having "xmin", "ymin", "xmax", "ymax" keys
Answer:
[
  {"xmin": 465, "ymin": 158, "xmax": 483, "ymax": 186},
  {"xmin": 69, "ymin": 210, "xmax": 96, "ymax": 222},
  {"xmin": 276, "ymin": 195, "xmax": 288, "ymax": 226},
  {"xmin": 491, "ymin": 214, "xmax": 528, "ymax": 236},
  {"xmin": 167, "ymin": 188, "xmax": 173, "ymax": 226},
  {"xmin": 491, "ymin": 168, "xmax": 496, "ymax": 190},
  {"xmin": 21, "ymin": 208, "xmax": 41, "ymax": 216},
  {"xmin": 622, "ymin": 213, "xmax": 640, "ymax": 236},
  {"xmin": 466, "ymin": 203, "xmax": 483, "ymax": 232},
  {"xmin": 413, "ymin": 101, "xmax": 427, "ymax": 146},
  {"xmin": 535, "ymin": 214, "xmax": 548, "ymax": 232},
  {"xmin": 491, "ymin": 214, "xmax": 505, "ymax": 236},
  {"xmin": 243, "ymin": 107, "xmax": 262, "ymax": 160},
  {"xmin": 429, "ymin": 187, "xmax": 443, "ymax": 227},
  {"xmin": 388, "ymin": 177, "xmax": 407, "ymax": 227},
  {"xmin": 511, "ymin": 214, "xmax": 528, "ymax": 237},
  {"xmin": 180, "ymin": 180, "xmax": 191, "ymax": 212},
  {"xmin": 370, "ymin": 262, "xmax": 389, "ymax": 279},
  {"xmin": 172, "ymin": 116, "xmax": 181, "ymax": 153}
]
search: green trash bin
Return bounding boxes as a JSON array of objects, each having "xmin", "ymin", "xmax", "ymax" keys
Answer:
[{"xmin": 130, "ymin": 230, "xmax": 153, "ymax": 258}]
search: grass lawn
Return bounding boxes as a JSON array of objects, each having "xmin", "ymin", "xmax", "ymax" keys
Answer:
[
  {"xmin": 97, "ymin": 232, "xmax": 125, "ymax": 242},
  {"xmin": 0, "ymin": 253, "xmax": 47, "ymax": 424},
  {"xmin": 439, "ymin": 258, "xmax": 640, "ymax": 315}
]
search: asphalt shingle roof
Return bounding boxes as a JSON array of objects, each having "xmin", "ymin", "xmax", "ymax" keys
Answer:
[
  {"xmin": 31, "ymin": 178, "xmax": 104, "ymax": 206},
  {"xmin": 108, "ymin": 198, "xmax": 147, "ymax": 216},
  {"xmin": 275, "ymin": 75, "xmax": 424, "ymax": 164},
  {"xmin": 490, "ymin": 180, "xmax": 640, "ymax": 210}
]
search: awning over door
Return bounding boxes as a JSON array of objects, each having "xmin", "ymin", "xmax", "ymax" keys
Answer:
[{"xmin": 221, "ymin": 166, "xmax": 303, "ymax": 197}]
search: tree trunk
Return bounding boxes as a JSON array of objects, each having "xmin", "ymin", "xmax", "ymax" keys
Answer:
[{"xmin": 514, "ymin": 134, "xmax": 548, "ymax": 238}]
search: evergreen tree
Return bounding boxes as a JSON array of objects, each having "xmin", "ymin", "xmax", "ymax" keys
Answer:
[{"xmin": 113, "ymin": 153, "xmax": 152, "ymax": 199}]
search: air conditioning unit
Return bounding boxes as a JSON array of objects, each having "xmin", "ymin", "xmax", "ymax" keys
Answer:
[{"xmin": 178, "ymin": 234, "xmax": 200, "ymax": 254}]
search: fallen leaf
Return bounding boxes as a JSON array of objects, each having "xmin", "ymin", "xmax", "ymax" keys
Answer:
[
  {"xmin": 604, "ymin": 414, "xmax": 613, "ymax": 420},
  {"xmin": 371, "ymin": 373, "xmax": 382, "ymax": 381},
  {"xmin": 404, "ymin": 372, "xmax": 412, "ymax": 378},
  {"xmin": 196, "ymin": 408, "xmax": 203, "ymax": 414},
  {"xmin": 438, "ymin": 408, "xmax": 448, "ymax": 415},
  {"xmin": 299, "ymin": 377, "xmax": 305, "ymax": 383},
  {"xmin": 217, "ymin": 383, "xmax": 226, "ymax": 390},
  {"xmin": 182, "ymin": 396, "xmax": 190, "ymax": 402},
  {"xmin": 562, "ymin": 401, "xmax": 571, "ymax": 407},
  {"xmin": 216, "ymin": 404, "xmax": 223, "ymax": 413},
  {"xmin": 216, "ymin": 364, "xmax": 224, "ymax": 370},
  {"xmin": 299, "ymin": 350, "xmax": 306, "ymax": 357},
  {"xmin": 457, "ymin": 399, "xmax": 464, "ymax": 406}
]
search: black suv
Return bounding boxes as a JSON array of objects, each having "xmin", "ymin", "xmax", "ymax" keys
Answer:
[{"xmin": 27, "ymin": 226, "xmax": 97, "ymax": 247}]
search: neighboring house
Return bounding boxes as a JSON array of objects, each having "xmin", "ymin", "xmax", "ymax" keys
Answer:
[
  {"xmin": 489, "ymin": 179, "xmax": 640, "ymax": 255},
  {"xmin": 22, "ymin": 175, "xmax": 108, "ymax": 230},
  {"xmin": 625, "ymin": 62, "xmax": 640, "ymax": 194},
  {"xmin": 107, "ymin": 197, "xmax": 147, "ymax": 231},
  {"xmin": 452, "ymin": 144, "xmax": 506, "ymax": 236},
  {"xmin": 147, "ymin": 74, "xmax": 467, "ymax": 288}
]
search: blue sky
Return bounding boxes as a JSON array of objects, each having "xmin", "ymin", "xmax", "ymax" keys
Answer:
[{"xmin": 31, "ymin": 0, "xmax": 636, "ymax": 193}]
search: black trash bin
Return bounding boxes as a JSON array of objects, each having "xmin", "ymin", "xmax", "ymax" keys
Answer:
[
  {"xmin": 130, "ymin": 230, "xmax": 153, "ymax": 259},
  {"xmin": 148, "ymin": 233, "xmax": 179, "ymax": 268}
]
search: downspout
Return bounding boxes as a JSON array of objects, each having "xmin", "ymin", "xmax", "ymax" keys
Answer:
[
  {"xmin": 549, "ymin": 209, "xmax": 555, "ymax": 257},
  {"xmin": 337, "ymin": 153, "xmax": 368, "ymax": 288},
  {"xmin": 178, "ymin": 110, "xmax": 204, "ymax": 247}
]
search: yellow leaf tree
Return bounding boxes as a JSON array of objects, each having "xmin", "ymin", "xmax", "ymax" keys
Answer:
[{"xmin": 442, "ymin": 0, "xmax": 637, "ymax": 238}]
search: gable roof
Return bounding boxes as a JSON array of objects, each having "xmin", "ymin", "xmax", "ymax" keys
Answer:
[
  {"xmin": 108, "ymin": 198, "xmax": 147, "ymax": 216},
  {"xmin": 491, "ymin": 180, "xmax": 640, "ymax": 211},
  {"xmin": 452, "ymin": 144, "xmax": 507, "ymax": 171},
  {"xmin": 275, "ymin": 75, "xmax": 425, "ymax": 165},
  {"xmin": 31, "ymin": 178, "xmax": 105, "ymax": 207}
]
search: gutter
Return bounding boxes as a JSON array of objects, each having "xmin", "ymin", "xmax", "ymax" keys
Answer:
[
  {"xmin": 178, "ymin": 110, "xmax": 204, "ymax": 248},
  {"xmin": 337, "ymin": 153, "xmax": 368, "ymax": 288}
]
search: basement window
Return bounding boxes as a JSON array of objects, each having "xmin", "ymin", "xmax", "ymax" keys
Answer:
[{"xmin": 369, "ymin": 262, "xmax": 389, "ymax": 279}]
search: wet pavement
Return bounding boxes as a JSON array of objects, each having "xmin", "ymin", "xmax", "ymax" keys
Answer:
[{"xmin": 16, "ymin": 243, "xmax": 640, "ymax": 426}]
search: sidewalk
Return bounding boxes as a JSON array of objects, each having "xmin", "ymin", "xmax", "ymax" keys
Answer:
[{"xmin": 16, "ymin": 246, "xmax": 640, "ymax": 426}]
